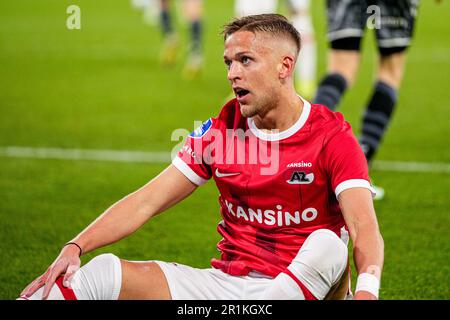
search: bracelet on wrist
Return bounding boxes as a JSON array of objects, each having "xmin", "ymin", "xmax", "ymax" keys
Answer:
[{"xmin": 64, "ymin": 242, "xmax": 83, "ymax": 257}]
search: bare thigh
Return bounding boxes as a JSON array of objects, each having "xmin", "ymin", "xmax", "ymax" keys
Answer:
[
  {"xmin": 328, "ymin": 49, "xmax": 361, "ymax": 86},
  {"xmin": 118, "ymin": 260, "xmax": 171, "ymax": 300}
]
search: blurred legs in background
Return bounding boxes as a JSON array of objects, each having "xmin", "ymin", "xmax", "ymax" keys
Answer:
[
  {"xmin": 313, "ymin": 0, "xmax": 418, "ymax": 200},
  {"xmin": 159, "ymin": 0, "xmax": 179, "ymax": 66},
  {"xmin": 182, "ymin": 0, "xmax": 204, "ymax": 79},
  {"xmin": 358, "ymin": 52, "xmax": 405, "ymax": 200},
  {"xmin": 159, "ymin": 0, "xmax": 204, "ymax": 78},
  {"xmin": 132, "ymin": 0, "xmax": 204, "ymax": 78}
]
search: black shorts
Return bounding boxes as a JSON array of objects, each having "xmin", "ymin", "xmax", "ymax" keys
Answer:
[{"xmin": 326, "ymin": 0, "xmax": 419, "ymax": 55}]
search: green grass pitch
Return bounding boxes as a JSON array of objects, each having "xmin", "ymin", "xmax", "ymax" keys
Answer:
[{"xmin": 1, "ymin": 0, "xmax": 449, "ymax": 299}]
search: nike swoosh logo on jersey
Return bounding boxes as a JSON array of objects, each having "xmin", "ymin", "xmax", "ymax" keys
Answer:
[{"xmin": 215, "ymin": 168, "xmax": 240, "ymax": 178}]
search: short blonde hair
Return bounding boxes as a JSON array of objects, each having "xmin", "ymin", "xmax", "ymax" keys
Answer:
[{"xmin": 222, "ymin": 14, "xmax": 301, "ymax": 55}]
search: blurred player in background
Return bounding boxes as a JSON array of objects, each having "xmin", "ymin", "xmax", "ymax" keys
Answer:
[
  {"xmin": 19, "ymin": 14, "xmax": 383, "ymax": 301},
  {"xmin": 132, "ymin": 0, "xmax": 204, "ymax": 79},
  {"xmin": 160, "ymin": 0, "xmax": 204, "ymax": 79},
  {"xmin": 235, "ymin": 0, "xmax": 317, "ymax": 99},
  {"xmin": 313, "ymin": 0, "xmax": 424, "ymax": 199}
]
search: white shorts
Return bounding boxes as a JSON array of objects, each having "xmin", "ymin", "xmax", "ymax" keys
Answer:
[{"xmin": 154, "ymin": 261, "xmax": 273, "ymax": 300}]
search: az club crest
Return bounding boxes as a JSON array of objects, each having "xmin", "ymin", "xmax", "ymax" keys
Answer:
[{"xmin": 287, "ymin": 171, "xmax": 314, "ymax": 184}]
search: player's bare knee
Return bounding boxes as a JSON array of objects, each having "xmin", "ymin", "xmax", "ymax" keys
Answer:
[{"xmin": 329, "ymin": 51, "xmax": 360, "ymax": 86}]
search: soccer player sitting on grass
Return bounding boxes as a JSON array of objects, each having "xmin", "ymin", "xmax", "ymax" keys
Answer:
[{"xmin": 19, "ymin": 14, "xmax": 384, "ymax": 300}]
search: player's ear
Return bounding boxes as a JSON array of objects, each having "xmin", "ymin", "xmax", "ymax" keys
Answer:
[{"xmin": 278, "ymin": 55, "xmax": 295, "ymax": 80}]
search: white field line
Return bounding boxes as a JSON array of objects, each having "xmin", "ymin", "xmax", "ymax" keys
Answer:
[
  {"xmin": 372, "ymin": 160, "xmax": 450, "ymax": 173},
  {"xmin": 0, "ymin": 146, "xmax": 171, "ymax": 164},
  {"xmin": 0, "ymin": 146, "xmax": 449, "ymax": 173}
]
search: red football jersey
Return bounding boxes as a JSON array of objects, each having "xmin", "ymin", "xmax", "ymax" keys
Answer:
[{"xmin": 173, "ymin": 97, "xmax": 375, "ymax": 278}]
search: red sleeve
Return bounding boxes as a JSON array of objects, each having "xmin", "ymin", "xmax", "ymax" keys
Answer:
[
  {"xmin": 322, "ymin": 120, "xmax": 376, "ymax": 199},
  {"xmin": 172, "ymin": 117, "xmax": 216, "ymax": 186}
]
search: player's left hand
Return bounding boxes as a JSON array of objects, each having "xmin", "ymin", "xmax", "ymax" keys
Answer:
[
  {"xmin": 353, "ymin": 291, "xmax": 378, "ymax": 300},
  {"xmin": 19, "ymin": 244, "xmax": 81, "ymax": 299}
]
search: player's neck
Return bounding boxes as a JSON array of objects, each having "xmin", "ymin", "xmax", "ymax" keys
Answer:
[{"xmin": 253, "ymin": 89, "xmax": 303, "ymax": 133}]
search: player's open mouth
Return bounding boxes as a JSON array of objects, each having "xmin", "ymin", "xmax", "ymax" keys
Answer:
[{"xmin": 233, "ymin": 87, "xmax": 250, "ymax": 100}]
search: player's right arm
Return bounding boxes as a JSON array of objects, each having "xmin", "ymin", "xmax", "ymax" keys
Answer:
[
  {"xmin": 70, "ymin": 164, "xmax": 198, "ymax": 254},
  {"xmin": 322, "ymin": 115, "xmax": 384, "ymax": 300},
  {"xmin": 338, "ymin": 188, "xmax": 384, "ymax": 300},
  {"xmin": 20, "ymin": 164, "xmax": 197, "ymax": 299}
]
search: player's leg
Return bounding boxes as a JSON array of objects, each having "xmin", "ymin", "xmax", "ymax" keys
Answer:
[
  {"xmin": 160, "ymin": 0, "xmax": 179, "ymax": 65},
  {"xmin": 359, "ymin": 0, "xmax": 417, "ymax": 165},
  {"xmin": 118, "ymin": 259, "xmax": 171, "ymax": 299},
  {"xmin": 184, "ymin": 0, "xmax": 203, "ymax": 56},
  {"xmin": 359, "ymin": 52, "xmax": 406, "ymax": 165},
  {"xmin": 260, "ymin": 229, "xmax": 349, "ymax": 300},
  {"xmin": 21, "ymin": 253, "xmax": 171, "ymax": 300},
  {"xmin": 313, "ymin": 47, "xmax": 361, "ymax": 111},
  {"xmin": 323, "ymin": 259, "xmax": 350, "ymax": 300},
  {"xmin": 182, "ymin": 0, "xmax": 204, "ymax": 79},
  {"xmin": 287, "ymin": 0, "xmax": 317, "ymax": 99},
  {"xmin": 160, "ymin": 0, "xmax": 174, "ymax": 37},
  {"xmin": 313, "ymin": 0, "xmax": 365, "ymax": 110}
]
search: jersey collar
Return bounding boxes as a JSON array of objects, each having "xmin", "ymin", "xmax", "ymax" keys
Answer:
[{"xmin": 247, "ymin": 96, "xmax": 311, "ymax": 142}]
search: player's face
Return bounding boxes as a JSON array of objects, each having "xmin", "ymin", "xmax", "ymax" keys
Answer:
[{"xmin": 224, "ymin": 31, "xmax": 283, "ymax": 117}]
